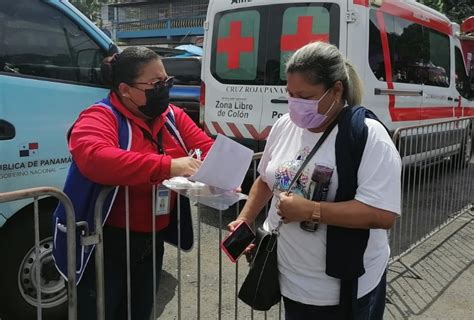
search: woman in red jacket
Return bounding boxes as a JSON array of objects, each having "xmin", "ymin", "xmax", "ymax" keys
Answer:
[{"xmin": 72, "ymin": 47, "xmax": 213, "ymax": 319}]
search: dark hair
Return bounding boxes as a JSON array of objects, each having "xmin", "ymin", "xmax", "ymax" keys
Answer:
[
  {"xmin": 286, "ymin": 42, "xmax": 363, "ymax": 106},
  {"xmin": 101, "ymin": 46, "xmax": 159, "ymax": 90}
]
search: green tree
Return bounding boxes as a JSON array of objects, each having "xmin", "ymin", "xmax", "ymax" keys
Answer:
[
  {"xmin": 70, "ymin": 0, "xmax": 110, "ymax": 24},
  {"xmin": 443, "ymin": 0, "xmax": 474, "ymax": 24},
  {"xmin": 419, "ymin": 0, "xmax": 444, "ymax": 13},
  {"xmin": 420, "ymin": 0, "xmax": 474, "ymax": 24}
]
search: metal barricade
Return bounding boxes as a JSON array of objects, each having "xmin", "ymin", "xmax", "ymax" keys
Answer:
[
  {"xmin": 390, "ymin": 117, "xmax": 474, "ymax": 268},
  {"xmin": 0, "ymin": 187, "xmax": 77, "ymax": 320},
  {"xmin": 90, "ymin": 158, "xmax": 282, "ymax": 319},
  {"xmin": 89, "ymin": 117, "xmax": 473, "ymax": 319}
]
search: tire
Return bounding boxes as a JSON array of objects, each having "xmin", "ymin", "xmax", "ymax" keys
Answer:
[{"xmin": 0, "ymin": 200, "xmax": 67, "ymax": 320}]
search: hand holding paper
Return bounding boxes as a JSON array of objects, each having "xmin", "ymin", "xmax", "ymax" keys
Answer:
[{"xmin": 190, "ymin": 134, "xmax": 253, "ymax": 190}]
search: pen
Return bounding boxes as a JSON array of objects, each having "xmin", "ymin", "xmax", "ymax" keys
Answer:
[{"xmin": 189, "ymin": 149, "xmax": 202, "ymax": 161}]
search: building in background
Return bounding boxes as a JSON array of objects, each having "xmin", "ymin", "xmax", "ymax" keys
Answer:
[{"xmin": 101, "ymin": 0, "xmax": 208, "ymax": 46}]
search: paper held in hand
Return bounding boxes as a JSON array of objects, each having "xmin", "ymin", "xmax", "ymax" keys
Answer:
[{"xmin": 190, "ymin": 134, "xmax": 254, "ymax": 190}]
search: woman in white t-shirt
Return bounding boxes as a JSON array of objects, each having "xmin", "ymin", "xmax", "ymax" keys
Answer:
[{"xmin": 229, "ymin": 42, "xmax": 401, "ymax": 320}]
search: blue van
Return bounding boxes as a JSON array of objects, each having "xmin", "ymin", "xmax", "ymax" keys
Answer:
[{"xmin": 0, "ymin": 1, "xmax": 116, "ymax": 318}]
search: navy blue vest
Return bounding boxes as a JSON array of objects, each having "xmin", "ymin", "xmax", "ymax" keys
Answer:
[
  {"xmin": 52, "ymin": 97, "xmax": 193, "ymax": 284},
  {"xmin": 327, "ymin": 106, "xmax": 390, "ymax": 319}
]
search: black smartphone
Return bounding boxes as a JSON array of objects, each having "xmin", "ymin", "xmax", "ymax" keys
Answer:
[{"xmin": 221, "ymin": 221, "xmax": 256, "ymax": 262}]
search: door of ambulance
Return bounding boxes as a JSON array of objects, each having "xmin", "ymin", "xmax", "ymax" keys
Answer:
[
  {"xmin": 359, "ymin": 2, "xmax": 427, "ymax": 131},
  {"xmin": 262, "ymin": 0, "xmax": 347, "ymax": 142},
  {"xmin": 204, "ymin": 0, "xmax": 265, "ymax": 152},
  {"xmin": 420, "ymin": 25, "xmax": 455, "ymax": 124}
]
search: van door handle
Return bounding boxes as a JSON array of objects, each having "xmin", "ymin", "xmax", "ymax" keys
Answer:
[
  {"xmin": 448, "ymin": 97, "xmax": 460, "ymax": 102},
  {"xmin": 271, "ymin": 99, "xmax": 288, "ymax": 104},
  {"xmin": 374, "ymin": 88, "xmax": 423, "ymax": 96},
  {"xmin": 0, "ymin": 120, "xmax": 16, "ymax": 140}
]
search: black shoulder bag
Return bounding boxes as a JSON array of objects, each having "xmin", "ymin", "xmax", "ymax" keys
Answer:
[{"xmin": 238, "ymin": 119, "xmax": 338, "ymax": 311}]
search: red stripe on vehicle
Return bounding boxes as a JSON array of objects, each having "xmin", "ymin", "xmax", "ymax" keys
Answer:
[
  {"xmin": 390, "ymin": 106, "xmax": 462, "ymax": 121},
  {"xmin": 259, "ymin": 126, "xmax": 272, "ymax": 140},
  {"xmin": 244, "ymin": 124, "xmax": 262, "ymax": 140},
  {"xmin": 380, "ymin": 0, "xmax": 451, "ymax": 35},
  {"xmin": 463, "ymin": 108, "xmax": 474, "ymax": 116},
  {"xmin": 376, "ymin": 10, "xmax": 398, "ymax": 121},
  {"xmin": 203, "ymin": 122, "xmax": 211, "ymax": 136},
  {"xmin": 353, "ymin": 0, "xmax": 369, "ymax": 7},
  {"xmin": 212, "ymin": 122, "xmax": 225, "ymax": 135},
  {"xmin": 420, "ymin": 107, "xmax": 455, "ymax": 120},
  {"xmin": 227, "ymin": 123, "xmax": 244, "ymax": 140}
]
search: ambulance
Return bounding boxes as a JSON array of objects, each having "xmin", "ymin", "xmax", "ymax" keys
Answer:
[{"xmin": 200, "ymin": 0, "xmax": 474, "ymax": 158}]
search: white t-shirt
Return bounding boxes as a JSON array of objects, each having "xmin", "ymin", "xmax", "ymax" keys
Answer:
[{"xmin": 258, "ymin": 113, "xmax": 401, "ymax": 306}]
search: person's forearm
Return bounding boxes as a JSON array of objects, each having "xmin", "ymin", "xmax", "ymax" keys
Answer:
[
  {"xmin": 319, "ymin": 199, "xmax": 396, "ymax": 230},
  {"xmin": 238, "ymin": 177, "xmax": 273, "ymax": 223}
]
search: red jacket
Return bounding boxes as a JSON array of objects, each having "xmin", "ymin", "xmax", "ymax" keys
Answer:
[{"xmin": 69, "ymin": 92, "xmax": 214, "ymax": 232}]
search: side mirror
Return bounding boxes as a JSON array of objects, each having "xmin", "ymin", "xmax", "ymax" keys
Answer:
[{"xmin": 107, "ymin": 43, "xmax": 120, "ymax": 56}]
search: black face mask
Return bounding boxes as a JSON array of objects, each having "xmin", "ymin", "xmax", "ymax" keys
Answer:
[{"xmin": 137, "ymin": 86, "xmax": 170, "ymax": 119}]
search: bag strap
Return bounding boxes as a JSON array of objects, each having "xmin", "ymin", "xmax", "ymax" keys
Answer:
[
  {"xmin": 271, "ymin": 118, "xmax": 338, "ymax": 234},
  {"xmin": 286, "ymin": 119, "xmax": 338, "ymax": 192}
]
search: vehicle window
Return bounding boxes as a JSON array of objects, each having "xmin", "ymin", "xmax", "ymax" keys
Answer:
[
  {"xmin": 368, "ymin": 10, "xmax": 386, "ymax": 81},
  {"xmin": 425, "ymin": 28, "xmax": 450, "ymax": 87},
  {"xmin": 385, "ymin": 13, "xmax": 425, "ymax": 85},
  {"xmin": 211, "ymin": 3, "xmax": 339, "ymax": 86},
  {"xmin": 162, "ymin": 57, "xmax": 201, "ymax": 85},
  {"xmin": 454, "ymin": 47, "xmax": 470, "ymax": 98},
  {"xmin": 0, "ymin": 0, "xmax": 105, "ymax": 85},
  {"xmin": 369, "ymin": 11, "xmax": 450, "ymax": 87},
  {"xmin": 212, "ymin": 10, "xmax": 260, "ymax": 82},
  {"xmin": 279, "ymin": 6, "xmax": 332, "ymax": 81}
]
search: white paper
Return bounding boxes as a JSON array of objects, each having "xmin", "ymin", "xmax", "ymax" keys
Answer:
[{"xmin": 190, "ymin": 134, "xmax": 253, "ymax": 190}]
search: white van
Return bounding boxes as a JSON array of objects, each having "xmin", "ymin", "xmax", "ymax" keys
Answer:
[{"xmin": 201, "ymin": 0, "xmax": 474, "ymax": 155}]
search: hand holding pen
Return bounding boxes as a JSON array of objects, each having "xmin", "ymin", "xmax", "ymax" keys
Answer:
[
  {"xmin": 170, "ymin": 150, "xmax": 202, "ymax": 177},
  {"xmin": 189, "ymin": 148, "xmax": 202, "ymax": 161}
]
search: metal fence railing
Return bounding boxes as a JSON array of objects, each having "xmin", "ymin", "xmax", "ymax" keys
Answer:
[
  {"xmin": 1, "ymin": 118, "xmax": 472, "ymax": 319},
  {"xmin": 115, "ymin": 1, "xmax": 208, "ymax": 22},
  {"xmin": 389, "ymin": 117, "xmax": 474, "ymax": 267},
  {"xmin": 0, "ymin": 187, "xmax": 77, "ymax": 320},
  {"xmin": 116, "ymin": 15, "xmax": 206, "ymax": 33}
]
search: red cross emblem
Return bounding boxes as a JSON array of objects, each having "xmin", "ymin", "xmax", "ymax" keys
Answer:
[
  {"xmin": 281, "ymin": 16, "xmax": 329, "ymax": 51},
  {"xmin": 217, "ymin": 21, "xmax": 254, "ymax": 70}
]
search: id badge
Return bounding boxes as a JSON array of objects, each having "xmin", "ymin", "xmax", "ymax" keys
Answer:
[{"xmin": 155, "ymin": 186, "xmax": 170, "ymax": 216}]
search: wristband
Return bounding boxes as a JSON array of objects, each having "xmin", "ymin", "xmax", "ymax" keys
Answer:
[{"xmin": 308, "ymin": 202, "xmax": 321, "ymax": 223}]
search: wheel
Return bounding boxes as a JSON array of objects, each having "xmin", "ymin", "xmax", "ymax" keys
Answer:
[{"xmin": 0, "ymin": 201, "xmax": 67, "ymax": 320}]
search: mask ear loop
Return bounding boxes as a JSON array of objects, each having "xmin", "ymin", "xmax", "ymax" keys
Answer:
[
  {"xmin": 324, "ymin": 99, "xmax": 337, "ymax": 116},
  {"xmin": 317, "ymin": 88, "xmax": 330, "ymax": 103}
]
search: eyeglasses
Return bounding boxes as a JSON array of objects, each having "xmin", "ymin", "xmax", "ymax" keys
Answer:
[{"xmin": 131, "ymin": 76, "xmax": 174, "ymax": 90}]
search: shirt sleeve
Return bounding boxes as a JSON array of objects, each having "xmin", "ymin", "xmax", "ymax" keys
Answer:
[
  {"xmin": 172, "ymin": 105, "xmax": 214, "ymax": 158},
  {"xmin": 69, "ymin": 106, "xmax": 172, "ymax": 186},
  {"xmin": 355, "ymin": 120, "xmax": 402, "ymax": 215}
]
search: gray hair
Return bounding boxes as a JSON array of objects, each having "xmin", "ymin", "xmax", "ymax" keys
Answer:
[{"xmin": 286, "ymin": 42, "xmax": 363, "ymax": 107}]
